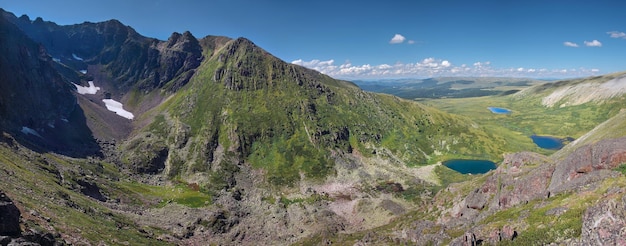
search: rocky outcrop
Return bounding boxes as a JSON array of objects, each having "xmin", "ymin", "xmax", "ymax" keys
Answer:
[
  {"xmin": 443, "ymin": 137, "xmax": 626, "ymax": 244},
  {"xmin": 451, "ymin": 152, "xmax": 551, "ymax": 224},
  {"xmin": 549, "ymin": 137, "xmax": 626, "ymax": 194},
  {"xmin": 0, "ymin": 191, "xmax": 20, "ymax": 237},
  {"xmin": 153, "ymin": 31, "xmax": 203, "ymax": 90},
  {"xmin": 0, "ymin": 191, "xmax": 61, "ymax": 245},
  {"xmin": 578, "ymin": 190, "xmax": 626, "ymax": 245}
]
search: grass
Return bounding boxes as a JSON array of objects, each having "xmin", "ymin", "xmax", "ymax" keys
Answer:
[
  {"xmin": 116, "ymin": 182, "xmax": 212, "ymax": 208},
  {"xmin": 278, "ymin": 193, "xmax": 329, "ymax": 207},
  {"xmin": 478, "ymin": 191, "xmax": 591, "ymax": 245},
  {"xmin": 126, "ymin": 37, "xmax": 510, "ymax": 188},
  {"xmin": 0, "ymin": 143, "xmax": 173, "ymax": 245},
  {"xmin": 423, "ymin": 92, "xmax": 626, "ymax": 155},
  {"xmin": 615, "ymin": 164, "xmax": 626, "ymax": 175}
]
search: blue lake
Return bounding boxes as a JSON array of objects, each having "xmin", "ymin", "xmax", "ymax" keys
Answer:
[
  {"xmin": 531, "ymin": 135, "xmax": 564, "ymax": 150},
  {"xmin": 443, "ymin": 159, "xmax": 497, "ymax": 174},
  {"xmin": 488, "ymin": 107, "xmax": 512, "ymax": 114}
]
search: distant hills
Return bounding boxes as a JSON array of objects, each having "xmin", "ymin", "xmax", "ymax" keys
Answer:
[{"xmin": 354, "ymin": 77, "xmax": 545, "ymax": 99}]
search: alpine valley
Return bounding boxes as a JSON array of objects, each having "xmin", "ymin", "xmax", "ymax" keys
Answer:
[{"xmin": 1, "ymin": 9, "xmax": 626, "ymax": 245}]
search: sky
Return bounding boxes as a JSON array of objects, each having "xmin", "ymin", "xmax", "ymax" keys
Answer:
[{"xmin": 3, "ymin": 0, "xmax": 626, "ymax": 79}]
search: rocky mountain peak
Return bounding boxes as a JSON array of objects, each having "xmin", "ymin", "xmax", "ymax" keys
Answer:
[{"xmin": 165, "ymin": 31, "xmax": 201, "ymax": 55}]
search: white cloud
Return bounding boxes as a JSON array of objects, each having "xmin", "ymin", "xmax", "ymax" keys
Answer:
[
  {"xmin": 407, "ymin": 40, "xmax": 415, "ymax": 44},
  {"xmin": 584, "ymin": 40, "xmax": 602, "ymax": 47},
  {"xmin": 292, "ymin": 58, "xmax": 601, "ymax": 79},
  {"xmin": 563, "ymin": 41, "xmax": 579, "ymax": 47},
  {"xmin": 389, "ymin": 34, "xmax": 406, "ymax": 44},
  {"xmin": 608, "ymin": 31, "xmax": 626, "ymax": 39}
]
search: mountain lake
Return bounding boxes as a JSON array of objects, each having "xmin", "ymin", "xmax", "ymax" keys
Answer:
[
  {"xmin": 443, "ymin": 159, "xmax": 497, "ymax": 174},
  {"xmin": 531, "ymin": 135, "xmax": 565, "ymax": 150},
  {"xmin": 487, "ymin": 107, "xmax": 512, "ymax": 114}
]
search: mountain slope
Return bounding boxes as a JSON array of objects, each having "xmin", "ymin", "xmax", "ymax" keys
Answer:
[
  {"xmin": 0, "ymin": 14, "xmax": 97, "ymax": 156},
  {"xmin": 123, "ymin": 37, "xmax": 505, "ymax": 183},
  {"xmin": 1, "ymin": 9, "xmax": 229, "ymax": 142},
  {"xmin": 0, "ymin": 9, "xmax": 203, "ymax": 94},
  {"xmin": 517, "ymin": 71, "xmax": 626, "ymax": 108},
  {"xmin": 117, "ymin": 37, "xmax": 508, "ymax": 244},
  {"xmin": 306, "ymin": 92, "xmax": 626, "ymax": 245}
]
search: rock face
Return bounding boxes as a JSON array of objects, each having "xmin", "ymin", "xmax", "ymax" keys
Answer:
[
  {"xmin": 0, "ymin": 14, "xmax": 98, "ymax": 156},
  {"xmin": 549, "ymin": 137, "xmax": 626, "ymax": 194},
  {"xmin": 451, "ymin": 152, "xmax": 551, "ymax": 225},
  {"xmin": 1, "ymin": 10, "xmax": 205, "ymax": 94},
  {"xmin": 0, "ymin": 191, "xmax": 20, "ymax": 237},
  {"xmin": 0, "ymin": 16, "xmax": 75, "ymax": 130},
  {"xmin": 446, "ymin": 138, "xmax": 626, "ymax": 244},
  {"xmin": 579, "ymin": 192, "xmax": 626, "ymax": 245}
]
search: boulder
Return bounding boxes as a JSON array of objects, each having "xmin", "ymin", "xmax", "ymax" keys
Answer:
[
  {"xmin": 0, "ymin": 191, "xmax": 21, "ymax": 236},
  {"xmin": 579, "ymin": 194, "xmax": 626, "ymax": 245},
  {"xmin": 549, "ymin": 137, "xmax": 626, "ymax": 193}
]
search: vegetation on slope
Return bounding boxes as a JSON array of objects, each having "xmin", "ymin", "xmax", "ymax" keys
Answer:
[
  {"xmin": 123, "ymin": 37, "xmax": 507, "ymax": 189},
  {"xmin": 423, "ymin": 80, "xmax": 626, "ymax": 155},
  {"xmin": 0, "ymin": 134, "xmax": 184, "ymax": 245}
]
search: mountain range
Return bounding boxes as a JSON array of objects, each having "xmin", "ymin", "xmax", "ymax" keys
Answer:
[{"xmin": 1, "ymin": 8, "xmax": 626, "ymax": 245}]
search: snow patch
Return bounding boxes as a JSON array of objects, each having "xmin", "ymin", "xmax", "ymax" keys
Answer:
[
  {"xmin": 79, "ymin": 70, "xmax": 87, "ymax": 74},
  {"xmin": 21, "ymin": 126, "xmax": 42, "ymax": 138},
  {"xmin": 72, "ymin": 53, "xmax": 84, "ymax": 61},
  {"xmin": 102, "ymin": 99, "xmax": 134, "ymax": 120},
  {"xmin": 73, "ymin": 81, "xmax": 100, "ymax": 95},
  {"xmin": 52, "ymin": 57, "xmax": 61, "ymax": 62}
]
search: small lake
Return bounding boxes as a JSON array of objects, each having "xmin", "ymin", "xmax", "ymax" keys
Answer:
[
  {"xmin": 488, "ymin": 107, "xmax": 512, "ymax": 114},
  {"xmin": 530, "ymin": 135, "xmax": 564, "ymax": 150},
  {"xmin": 443, "ymin": 159, "xmax": 497, "ymax": 174}
]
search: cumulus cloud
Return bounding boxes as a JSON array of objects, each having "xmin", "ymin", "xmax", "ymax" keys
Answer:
[
  {"xmin": 584, "ymin": 40, "xmax": 602, "ymax": 47},
  {"xmin": 608, "ymin": 31, "xmax": 626, "ymax": 39},
  {"xmin": 563, "ymin": 41, "xmax": 579, "ymax": 47},
  {"xmin": 292, "ymin": 58, "xmax": 601, "ymax": 79},
  {"xmin": 389, "ymin": 34, "xmax": 406, "ymax": 44}
]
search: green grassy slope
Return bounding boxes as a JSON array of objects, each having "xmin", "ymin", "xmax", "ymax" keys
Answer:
[
  {"xmin": 296, "ymin": 79, "xmax": 626, "ymax": 244},
  {"xmin": 124, "ymin": 37, "xmax": 508, "ymax": 188},
  {"xmin": 423, "ymin": 74, "xmax": 626, "ymax": 155},
  {"xmin": 0, "ymin": 134, "xmax": 178, "ymax": 245}
]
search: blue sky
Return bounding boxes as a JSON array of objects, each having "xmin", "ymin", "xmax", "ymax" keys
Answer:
[{"xmin": 3, "ymin": 0, "xmax": 626, "ymax": 79}]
